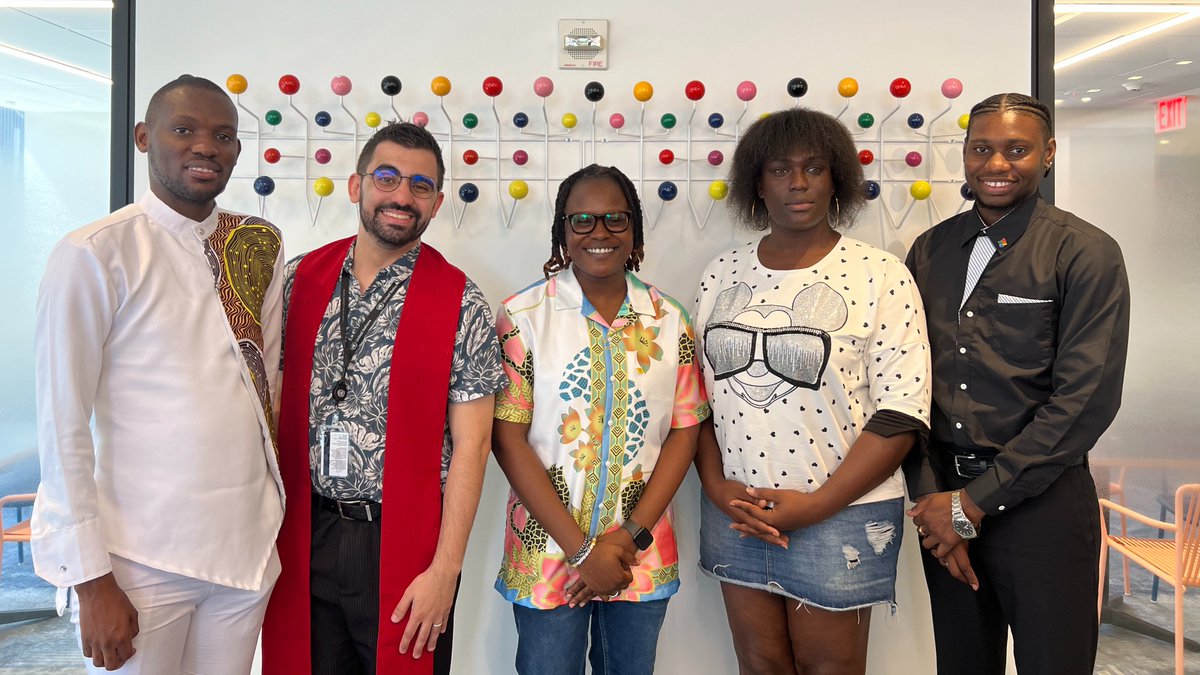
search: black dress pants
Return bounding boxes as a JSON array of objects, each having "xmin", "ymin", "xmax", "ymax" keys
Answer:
[
  {"xmin": 310, "ymin": 501, "xmax": 457, "ymax": 675},
  {"xmin": 921, "ymin": 462, "xmax": 1100, "ymax": 675}
]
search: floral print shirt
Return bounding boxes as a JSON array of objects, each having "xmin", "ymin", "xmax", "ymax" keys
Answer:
[
  {"xmin": 282, "ymin": 242, "xmax": 506, "ymax": 501},
  {"xmin": 494, "ymin": 267, "xmax": 709, "ymax": 609}
]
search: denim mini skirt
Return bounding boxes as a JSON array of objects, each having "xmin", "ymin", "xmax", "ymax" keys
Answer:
[{"xmin": 698, "ymin": 493, "xmax": 904, "ymax": 611}]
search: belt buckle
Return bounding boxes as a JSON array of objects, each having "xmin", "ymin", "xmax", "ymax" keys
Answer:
[{"xmin": 954, "ymin": 454, "xmax": 986, "ymax": 479}]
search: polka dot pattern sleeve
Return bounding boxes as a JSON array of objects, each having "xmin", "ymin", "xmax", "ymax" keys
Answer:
[{"xmin": 866, "ymin": 259, "xmax": 931, "ymax": 426}]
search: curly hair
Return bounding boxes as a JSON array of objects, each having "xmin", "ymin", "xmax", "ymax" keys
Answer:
[
  {"xmin": 357, "ymin": 120, "xmax": 446, "ymax": 187},
  {"xmin": 543, "ymin": 164, "xmax": 645, "ymax": 279},
  {"xmin": 728, "ymin": 107, "xmax": 866, "ymax": 231}
]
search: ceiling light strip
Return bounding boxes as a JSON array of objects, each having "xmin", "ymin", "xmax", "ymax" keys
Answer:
[
  {"xmin": 0, "ymin": 1, "xmax": 112, "ymax": 8},
  {"xmin": 1054, "ymin": 3, "xmax": 1200, "ymax": 13},
  {"xmin": 1054, "ymin": 12, "xmax": 1200, "ymax": 70},
  {"xmin": 0, "ymin": 42, "xmax": 111, "ymax": 84}
]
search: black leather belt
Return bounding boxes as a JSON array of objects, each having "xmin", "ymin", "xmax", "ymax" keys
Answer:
[
  {"xmin": 316, "ymin": 494, "xmax": 381, "ymax": 522},
  {"xmin": 951, "ymin": 454, "xmax": 995, "ymax": 479}
]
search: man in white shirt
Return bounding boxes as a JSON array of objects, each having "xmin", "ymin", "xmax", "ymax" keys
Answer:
[{"xmin": 32, "ymin": 75, "xmax": 286, "ymax": 673}]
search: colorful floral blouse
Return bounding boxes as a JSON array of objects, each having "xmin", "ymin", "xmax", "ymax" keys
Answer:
[{"xmin": 494, "ymin": 268, "xmax": 709, "ymax": 609}]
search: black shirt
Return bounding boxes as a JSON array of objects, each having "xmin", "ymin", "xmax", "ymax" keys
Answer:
[{"xmin": 904, "ymin": 194, "xmax": 1130, "ymax": 516}]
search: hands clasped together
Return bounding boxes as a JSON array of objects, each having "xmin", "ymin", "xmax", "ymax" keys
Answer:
[
  {"xmin": 562, "ymin": 529, "xmax": 641, "ymax": 607},
  {"xmin": 907, "ymin": 492, "xmax": 981, "ymax": 591}
]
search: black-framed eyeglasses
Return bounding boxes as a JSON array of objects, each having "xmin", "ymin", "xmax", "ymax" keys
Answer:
[
  {"xmin": 359, "ymin": 166, "xmax": 438, "ymax": 199},
  {"xmin": 564, "ymin": 211, "xmax": 632, "ymax": 234}
]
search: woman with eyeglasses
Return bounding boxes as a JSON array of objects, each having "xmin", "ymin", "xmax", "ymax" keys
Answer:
[
  {"xmin": 692, "ymin": 108, "xmax": 932, "ymax": 674},
  {"xmin": 491, "ymin": 164, "xmax": 709, "ymax": 674}
]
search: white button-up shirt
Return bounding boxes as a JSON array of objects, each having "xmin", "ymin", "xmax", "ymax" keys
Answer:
[{"xmin": 31, "ymin": 191, "xmax": 286, "ymax": 591}]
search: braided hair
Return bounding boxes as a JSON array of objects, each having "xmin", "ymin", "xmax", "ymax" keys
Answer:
[
  {"xmin": 543, "ymin": 164, "xmax": 645, "ymax": 279},
  {"xmin": 967, "ymin": 93, "xmax": 1053, "ymax": 142}
]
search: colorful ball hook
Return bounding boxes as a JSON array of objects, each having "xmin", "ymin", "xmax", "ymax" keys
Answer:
[
  {"xmin": 907, "ymin": 113, "xmax": 925, "ymax": 129},
  {"xmin": 857, "ymin": 112, "xmax": 875, "ymax": 129},
  {"xmin": 958, "ymin": 114, "xmax": 970, "ymax": 130},
  {"xmin": 708, "ymin": 112, "xmax": 724, "ymax": 129},
  {"xmin": 253, "ymin": 176, "xmax": 275, "ymax": 196},
  {"xmin": 381, "ymin": 76, "xmax": 402, "ymax": 96},
  {"xmin": 787, "ymin": 77, "xmax": 808, "ymax": 98},
  {"xmin": 960, "ymin": 183, "xmax": 975, "ymax": 200},
  {"xmin": 660, "ymin": 113, "xmax": 677, "ymax": 129},
  {"xmin": 508, "ymin": 180, "xmax": 529, "ymax": 200},
  {"xmin": 685, "ymin": 80, "xmax": 706, "ymax": 101},
  {"xmin": 858, "ymin": 149, "xmax": 874, "ymax": 165},
  {"xmin": 513, "ymin": 112, "xmax": 529, "ymax": 128},
  {"xmin": 633, "ymin": 81, "xmax": 654, "ymax": 102},
  {"xmin": 889, "ymin": 77, "xmax": 912, "ymax": 98},
  {"xmin": 314, "ymin": 111, "xmax": 332, "ymax": 127},
  {"xmin": 330, "ymin": 75, "xmax": 352, "ymax": 96},
  {"xmin": 313, "ymin": 177, "xmax": 334, "ymax": 198},
  {"xmin": 263, "ymin": 148, "xmax": 281, "ymax": 164},
  {"xmin": 658, "ymin": 149, "xmax": 675, "ymax": 165},
  {"xmin": 737, "ymin": 80, "xmax": 757, "ymax": 102},
  {"xmin": 905, "ymin": 151, "xmax": 923, "ymax": 168},
  {"xmin": 226, "ymin": 74, "xmax": 247, "ymax": 95},
  {"xmin": 864, "ymin": 180, "xmax": 881, "ymax": 200},
  {"xmin": 658, "ymin": 181, "xmax": 678, "ymax": 201},
  {"xmin": 910, "ymin": 180, "xmax": 932, "ymax": 200},
  {"xmin": 264, "ymin": 109, "xmax": 282, "ymax": 126},
  {"xmin": 365, "ymin": 112, "xmax": 382, "ymax": 128},
  {"xmin": 411, "ymin": 111, "xmax": 429, "ymax": 128},
  {"xmin": 278, "ymin": 74, "xmax": 300, "ymax": 95},
  {"xmin": 584, "ymin": 81, "xmax": 605, "ymax": 102},
  {"xmin": 462, "ymin": 149, "xmax": 479, "ymax": 165},
  {"xmin": 314, "ymin": 148, "xmax": 332, "ymax": 165},
  {"xmin": 459, "ymin": 183, "xmax": 480, "ymax": 203},
  {"xmin": 709, "ymin": 180, "xmax": 729, "ymax": 200},
  {"xmin": 561, "ymin": 112, "xmax": 578, "ymax": 129},
  {"xmin": 533, "ymin": 76, "xmax": 554, "ymax": 98},
  {"xmin": 512, "ymin": 149, "xmax": 529, "ymax": 166},
  {"xmin": 837, "ymin": 77, "xmax": 859, "ymax": 98},
  {"xmin": 609, "ymin": 113, "xmax": 625, "ymax": 130},
  {"xmin": 482, "ymin": 76, "xmax": 503, "ymax": 97},
  {"xmin": 707, "ymin": 150, "xmax": 724, "ymax": 166},
  {"xmin": 462, "ymin": 113, "xmax": 479, "ymax": 130},
  {"xmin": 431, "ymin": 76, "xmax": 451, "ymax": 97},
  {"xmin": 941, "ymin": 78, "xmax": 964, "ymax": 99}
]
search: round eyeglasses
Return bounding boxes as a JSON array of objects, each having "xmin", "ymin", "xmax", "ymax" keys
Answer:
[
  {"xmin": 565, "ymin": 211, "xmax": 632, "ymax": 235},
  {"xmin": 359, "ymin": 166, "xmax": 438, "ymax": 199}
]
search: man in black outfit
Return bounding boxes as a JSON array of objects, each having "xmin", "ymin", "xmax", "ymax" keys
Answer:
[{"xmin": 904, "ymin": 92, "xmax": 1130, "ymax": 675}]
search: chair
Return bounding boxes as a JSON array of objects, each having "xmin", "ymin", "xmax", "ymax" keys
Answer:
[
  {"xmin": 1099, "ymin": 483, "xmax": 1200, "ymax": 675},
  {"xmin": 0, "ymin": 493, "xmax": 36, "ymax": 578}
]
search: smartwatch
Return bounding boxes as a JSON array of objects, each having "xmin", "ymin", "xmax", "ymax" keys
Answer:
[{"xmin": 621, "ymin": 518, "xmax": 654, "ymax": 550}]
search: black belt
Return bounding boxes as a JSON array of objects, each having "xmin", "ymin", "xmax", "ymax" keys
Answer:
[
  {"xmin": 950, "ymin": 454, "xmax": 995, "ymax": 479},
  {"xmin": 315, "ymin": 494, "xmax": 381, "ymax": 522}
]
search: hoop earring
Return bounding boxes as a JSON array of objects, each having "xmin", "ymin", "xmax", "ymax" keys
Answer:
[
  {"xmin": 830, "ymin": 196, "xmax": 842, "ymax": 229},
  {"xmin": 751, "ymin": 200, "xmax": 757, "ymax": 222}
]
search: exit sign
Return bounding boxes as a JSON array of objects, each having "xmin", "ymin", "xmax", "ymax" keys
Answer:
[{"xmin": 1156, "ymin": 96, "xmax": 1187, "ymax": 134}]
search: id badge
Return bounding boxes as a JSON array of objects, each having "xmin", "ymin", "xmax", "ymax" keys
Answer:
[{"xmin": 319, "ymin": 419, "xmax": 351, "ymax": 478}]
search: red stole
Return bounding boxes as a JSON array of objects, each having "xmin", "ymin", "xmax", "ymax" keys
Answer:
[{"xmin": 263, "ymin": 236, "xmax": 465, "ymax": 674}]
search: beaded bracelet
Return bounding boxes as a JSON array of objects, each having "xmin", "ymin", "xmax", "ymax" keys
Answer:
[{"xmin": 566, "ymin": 536, "xmax": 597, "ymax": 567}]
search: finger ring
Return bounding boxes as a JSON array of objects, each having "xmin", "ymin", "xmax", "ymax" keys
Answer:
[
  {"xmin": 609, "ymin": 592, "xmax": 620, "ymax": 599},
  {"xmin": 433, "ymin": 623, "xmax": 442, "ymax": 628},
  {"xmin": 917, "ymin": 525, "xmax": 927, "ymax": 536}
]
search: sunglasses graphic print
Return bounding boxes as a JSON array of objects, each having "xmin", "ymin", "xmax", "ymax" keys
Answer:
[{"xmin": 703, "ymin": 282, "xmax": 848, "ymax": 408}]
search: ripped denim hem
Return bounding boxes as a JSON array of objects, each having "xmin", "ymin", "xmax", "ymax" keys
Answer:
[{"xmin": 697, "ymin": 562, "xmax": 899, "ymax": 616}]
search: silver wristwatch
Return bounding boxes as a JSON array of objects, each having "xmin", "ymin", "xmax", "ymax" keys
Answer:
[{"xmin": 951, "ymin": 490, "xmax": 979, "ymax": 540}]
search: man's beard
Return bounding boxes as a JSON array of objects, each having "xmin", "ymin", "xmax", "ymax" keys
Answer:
[
  {"xmin": 148, "ymin": 154, "xmax": 226, "ymax": 205},
  {"xmin": 359, "ymin": 200, "xmax": 430, "ymax": 251}
]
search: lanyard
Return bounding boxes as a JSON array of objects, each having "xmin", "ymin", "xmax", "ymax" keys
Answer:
[{"xmin": 331, "ymin": 270, "xmax": 405, "ymax": 403}]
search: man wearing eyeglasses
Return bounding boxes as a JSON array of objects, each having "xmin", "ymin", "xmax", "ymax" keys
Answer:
[{"xmin": 263, "ymin": 121, "xmax": 506, "ymax": 675}]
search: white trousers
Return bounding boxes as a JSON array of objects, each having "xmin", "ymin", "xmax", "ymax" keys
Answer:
[{"xmin": 70, "ymin": 549, "xmax": 280, "ymax": 675}]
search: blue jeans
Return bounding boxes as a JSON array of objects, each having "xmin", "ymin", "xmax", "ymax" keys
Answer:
[{"xmin": 512, "ymin": 599, "xmax": 670, "ymax": 675}]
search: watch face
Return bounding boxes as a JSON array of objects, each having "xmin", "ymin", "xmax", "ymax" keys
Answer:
[
  {"xmin": 953, "ymin": 517, "xmax": 977, "ymax": 539},
  {"xmin": 632, "ymin": 528, "xmax": 653, "ymax": 550}
]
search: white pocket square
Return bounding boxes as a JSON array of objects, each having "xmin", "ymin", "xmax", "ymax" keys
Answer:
[{"xmin": 997, "ymin": 293, "xmax": 1053, "ymax": 304}]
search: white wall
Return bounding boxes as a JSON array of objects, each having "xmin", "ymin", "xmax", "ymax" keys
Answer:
[{"xmin": 135, "ymin": 2, "xmax": 1032, "ymax": 672}]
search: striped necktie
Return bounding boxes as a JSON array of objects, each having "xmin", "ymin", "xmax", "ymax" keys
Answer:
[{"xmin": 960, "ymin": 230, "xmax": 996, "ymax": 310}]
